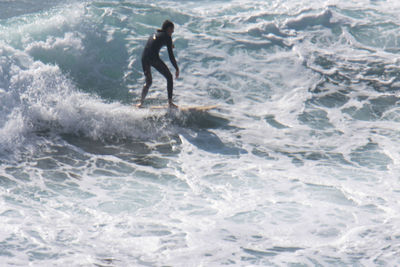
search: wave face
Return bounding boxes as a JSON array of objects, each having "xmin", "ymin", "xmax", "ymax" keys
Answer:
[{"xmin": 1, "ymin": 0, "xmax": 400, "ymax": 266}]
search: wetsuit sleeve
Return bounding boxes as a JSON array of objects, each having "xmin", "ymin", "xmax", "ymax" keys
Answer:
[{"xmin": 167, "ymin": 36, "xmax": 179, "ymax": 70}]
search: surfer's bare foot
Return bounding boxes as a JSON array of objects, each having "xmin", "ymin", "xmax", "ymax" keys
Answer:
[
  {"xmin": 136, "ymin": 102, "xmax": 144, "ymax": 108},
  {"xmin": 168, "ymin": 100, "xmax": 178, "ymax": 109}
]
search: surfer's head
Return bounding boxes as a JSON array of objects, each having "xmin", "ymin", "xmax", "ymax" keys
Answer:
[{"xmin": 161, "ymin": 20, "xmax": 174, "ymax": 36}]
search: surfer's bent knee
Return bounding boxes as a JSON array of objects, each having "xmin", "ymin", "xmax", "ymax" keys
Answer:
[{"xmin": 144, "ymin": 74, "xmax": 152, "ymax": 88}]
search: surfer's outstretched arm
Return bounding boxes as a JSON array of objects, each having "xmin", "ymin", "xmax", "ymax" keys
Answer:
[
  {"xmin": 164, "ymin": 20, "xmax": 179, "ymax": 80},
  {"xmin": 164, "ymin": 21, "xmax": 179, "ymax": 107},
  {"xmin": 166, "ymin": 36, "xmax": 179, "ymax": 79}
]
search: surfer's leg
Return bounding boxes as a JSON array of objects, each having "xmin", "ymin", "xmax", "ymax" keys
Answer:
[
  {"xmin": 139, "ymin": 59, "xmax": 152, "ymax": 106},
  {"xmin": 152, "ymin": 59, "xmax": 173, "ymax": 100}
]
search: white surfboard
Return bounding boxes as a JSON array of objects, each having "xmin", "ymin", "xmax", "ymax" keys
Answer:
[{"xmin": 144, "ymin": 105, "xmax": 218, "ymax": 111}]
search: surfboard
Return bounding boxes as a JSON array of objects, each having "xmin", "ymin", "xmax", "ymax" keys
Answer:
[{"xmin": 145, "ymin": 105, "xmax": 218, "ymax": 111}]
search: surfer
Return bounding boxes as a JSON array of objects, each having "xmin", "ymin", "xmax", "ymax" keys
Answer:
[{"xmin": 137, "ymin": 20, "xmax": 180, "ymax": 108}]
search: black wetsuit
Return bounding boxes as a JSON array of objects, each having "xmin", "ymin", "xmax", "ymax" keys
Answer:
[{"xmin": 141, "ymin": 30, "xmax": 178, "ymax": 100}]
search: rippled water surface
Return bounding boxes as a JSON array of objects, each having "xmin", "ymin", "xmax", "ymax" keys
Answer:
[{"xmin": 1, "ymin": 0, "xmax": 400, "ymax": 266}]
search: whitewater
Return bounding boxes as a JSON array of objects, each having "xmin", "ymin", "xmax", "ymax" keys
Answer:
[{"xmin": 1, "ymin": 0, "xmax": 400, "ymax": 266}]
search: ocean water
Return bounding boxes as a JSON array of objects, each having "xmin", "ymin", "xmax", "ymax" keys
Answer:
[{"xmin": 1, "ymin": 0, "xmax": 400, "ymax": 266}]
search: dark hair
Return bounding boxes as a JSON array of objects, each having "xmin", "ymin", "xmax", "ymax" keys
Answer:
[{"xmin": 161, "ymin": 20, "xmax": 174, "ymax": 31}]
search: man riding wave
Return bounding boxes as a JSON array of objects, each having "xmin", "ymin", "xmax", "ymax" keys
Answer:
[{"xmin": 137, "ymin": 20, "xmax": 180, "ymax": 108}]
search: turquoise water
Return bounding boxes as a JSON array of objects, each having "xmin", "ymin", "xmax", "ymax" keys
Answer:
[{"xmin": 1, "ymin": 0, "xmax": 400, "ymax": 266}]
